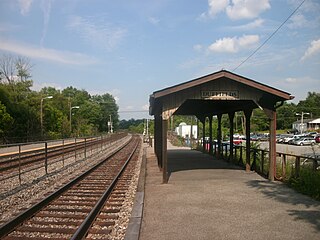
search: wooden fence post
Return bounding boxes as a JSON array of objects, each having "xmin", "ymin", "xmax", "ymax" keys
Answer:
[
  {"xmin": 45, "ymin": 142, "xmax": 48, "ymax": 174},
  {"xmin": 282, "ymin": 154, "xmax": 287, "ymax": 179},
  {"xmin": 261, "ymin": 150, "xmax": 265, "ymax": 175},
  {"xmin": 295, "ymin": 156, "xmax": 300, "ymax": 178},
  {"xmin": 18, "ymin": 145, "xmax": 21, "ymax": 185}
]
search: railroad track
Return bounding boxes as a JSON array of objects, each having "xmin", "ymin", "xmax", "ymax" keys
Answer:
[
  {"xmin": 0, "ymin": 135, "xmax": 141, "ymax": 239},
  {"xmin": 0, "ymin": 133, "xmax": 127, "ymax": 182}
]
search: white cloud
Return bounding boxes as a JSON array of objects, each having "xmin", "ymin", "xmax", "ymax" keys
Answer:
[
  {"xmin": 67, "ymin": 15, "xmax": 127, "ymax": 51},
  {"xmin": 208, "ymin": 34, "xmax": 259, "ymax": 53},
  {"xmin": 18, "ymin": 0, "xmax": 33, "ymax": 15},
  {"xmin": 301, "ymin": 39, "xmax": 320, "ymax": 61},
  {"xmin": 31, "ymin": 81, "xmax": 64, "ymax": 92},
  {"xmin": 230, "ymin": 18, "xmax": 264, "ymax": 31},
  {"xmin": 202, "ymin": 0, "xmax": 270, "ymax": 20},
  {"xmin": 208, "ymin": 0, "xmax": 229, "ymax": 17},
  {"xmin": 0, "ymin": 23, "xmax": 19, "ymax": 32},
  {"xmin": 285, "ymin": 77, "xmax": 298, "ymax": 83},
  {"xmin": 287, "ymin": 13, "xmax": 308, "ymax": 29},
  {"xmin": 226, "ymin": 0, "xmax": 271, "ymax": 20},
  {"xmin": 148, "ymin": 17, "xmax": 160, "ymax": 25},
  {"xmin": 0, "ymin": 38, "xmax": 98, "ymax": 65},
  {"xmin": 40, "ymin": 0, "xmax": 53, "ymax": 46},
  {"xmin": 193, "ymin": 44, "xmax": 203, "ymax": 51},
  {"xmin": 142, "ymin": 104, "xmax": 149, "ymax": 111}
]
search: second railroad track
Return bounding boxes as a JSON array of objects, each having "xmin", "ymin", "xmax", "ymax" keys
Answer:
[{"xmin": 0, "ymin": 135, "xmax": 142, "ymax": 240}]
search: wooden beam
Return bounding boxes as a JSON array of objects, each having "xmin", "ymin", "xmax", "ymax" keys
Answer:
[
  {"xmin": 154, "ymin": 114, "xmax": 163, "ymax": 169},
  {"xmin": 228, "ymin": 112, "xmax": 235, "ymax": 162},
  {"xmin": 162, "ymin": 119, "xmax": 168, "ymax": 184},
  {"xmin": 198, "ymin": 116, "xmax": 206, "ymax": 152},
  {"xmin": 264, "ymin": 108, "xmax": 277, "ymax": 181},
  {"xmin": 209, "ymin": 115, "xmax": 213, "ymax": 155},
  {"xmin": 244, "ymin": 109, "xmax": 252, "ymax": 172},
  {"xmin": 217, "ymin": 114, "xmax": 222, "ymax": 158}
]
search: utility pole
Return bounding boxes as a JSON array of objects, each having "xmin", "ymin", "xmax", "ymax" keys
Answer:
[
  {"xmin": 296, "ymin": 112, "xmax": 310, "ymax": 134},
  {"xmin": 70, "ymin": 105, "xmax": 80, "ymax": 134}
]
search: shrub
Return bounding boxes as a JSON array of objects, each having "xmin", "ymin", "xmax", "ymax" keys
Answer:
[{"xmin": 287, "ymin": 168, "xmax": 320, "ymax": 201}]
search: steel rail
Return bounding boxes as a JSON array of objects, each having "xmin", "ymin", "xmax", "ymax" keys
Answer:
[
  {"xmin": 0, "ymin": 136, "xmax": 132, "ymax": 238},
  {"xmin": 71, "ymin": 141, "xmax": 139, "ymax": 239}
]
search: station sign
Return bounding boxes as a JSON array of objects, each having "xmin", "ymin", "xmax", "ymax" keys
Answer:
[{"xmin": 201, "ymin": 90, "xmax": 239, "ymax": 100}]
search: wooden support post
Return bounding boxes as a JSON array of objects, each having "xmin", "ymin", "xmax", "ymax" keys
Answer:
[
  {"xmin": 261, "ymin": 150, "xmax": 265, "ymax": 174},
  {"xmin": 199, "ymin": 116, "xmax": 206, "ymax": 152},
  {"xmin": 196, "ymin": 117, "xmax": 200, "ymax": 148},
  {"xmin": 217, "ymin": 114, "xmax": 222, "ymax": 159},
  {"xmin": 239, "ymin": 146, "xmax": 243, "ymax": 165},
  {"xmin": 162, "ymin": 119, "xmax": 168, "ymax": 184},
  {"xmin": 282, "ymin": 154, "xmax": 286, "ymax": 179},
  {"xmin": 264, "ymin": 108, "xmax": 277, "ymax": 181},
  {"xmin": 209, "ymin": 115, "xmax": 213, "ymax": 155},
  {"xmin": 228, "ymin": 112, "xmax": 235, "ymax": 162},
  {"xmin": 295, "ymin": 156, "xmax": 300, "ymax": 178},
  {"xmin": 244, "ymin": 109, "xmax": 252, "ymax": 172},
  {"xmin": 154, "ymin": 114, "xmax": 162, "ymax": 169}
]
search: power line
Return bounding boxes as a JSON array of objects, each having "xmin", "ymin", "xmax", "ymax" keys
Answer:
[{"xmin": 232, "ymin": 0, "xmax": 306, "ymax": 72}]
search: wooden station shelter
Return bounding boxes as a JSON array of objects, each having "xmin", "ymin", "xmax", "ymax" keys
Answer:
[{"xmin": 149, "ymin": 70, "xmax": 294, "ymax": 183}]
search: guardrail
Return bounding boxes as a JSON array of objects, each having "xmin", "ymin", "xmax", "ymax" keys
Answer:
[{"xmin": 0, "ymin": 133, "xmax": 128, "ymax": 186}]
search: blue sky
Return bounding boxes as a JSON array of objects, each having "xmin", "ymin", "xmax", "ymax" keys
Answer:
[{"xmin": 0, "ymin": 0, "xmax": 319, "ymax": 119}]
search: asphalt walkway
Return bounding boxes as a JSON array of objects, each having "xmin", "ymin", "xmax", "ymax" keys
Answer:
[{"xmin": 139, "ymin": 142, "xmax": 320, "ymax": 240}]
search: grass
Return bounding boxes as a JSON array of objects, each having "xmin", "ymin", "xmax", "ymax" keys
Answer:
[{"xmin": 287, "ymin": 167, "xmax": 320, "ymax": 201}]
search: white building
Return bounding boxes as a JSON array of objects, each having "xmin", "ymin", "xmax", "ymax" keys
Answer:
[
  {"xmin": 175, "ymin": 122, "xmax": 198, "ymax": 139},
  {"xmin": 292, "ymin": 118, "xmax": 320, "ymax": 132}
]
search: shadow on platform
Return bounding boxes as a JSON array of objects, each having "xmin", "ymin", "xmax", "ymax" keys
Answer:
[
  {"xmin": 167, "ymin": 149, "xmax": 241, "ymax": 180},
  {"xmin": 246, "ymin": 179, "xmax": 320, "ymax": 232}
]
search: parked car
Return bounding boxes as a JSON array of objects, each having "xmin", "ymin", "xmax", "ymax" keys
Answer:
[
  {"xmin": 315, "ymin": 135, "xmax": 320, "ymax": 143},
  {"xmin": 233, "ymin": 136, "xmax": 245, "ymax": 145},
  {"xmin": 307, "ymin": 132, "xmax": 318, "ymax": 138},
  {"xmin": 276, "ymin": 134, "xmax": 289, "ymax": 143},
  {"xmin": 288, "ymin": 135, "xmax": 304, "ymax": 145},
  {"xmin": 293, "ymin": 137, "xmax": 316, "ymax": 146},
  {"xmin": 283, "ymin": 135, "xmax": 295, "ymax": 144}
]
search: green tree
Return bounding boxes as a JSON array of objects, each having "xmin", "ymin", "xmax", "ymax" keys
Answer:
[
  {"xmin": 277, "ymin": 102, "xmax": 297, "ymax": 130},
  {"xmin": 0, "ymin": 101, "xmax": 13, "ymax": 141},
  {"xmin": 297, "ymin": 92, "xmax": 320, "ymax": 118}
]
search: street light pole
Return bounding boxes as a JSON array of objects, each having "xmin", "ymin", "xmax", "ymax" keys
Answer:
[
  {"xmin": 70, "ymin": 106, "xmax": 80, "ymax": 134},
  {"xmin": 296, "ymin": 112, "xmax": 310, "ymax": 134},
  {"xmin": 40, "ymin": 96, "xmax": 53, "ymax": 137},
  {"xmin": 109, "ymin": 115, "xmax": 113, "ymax": 133}
]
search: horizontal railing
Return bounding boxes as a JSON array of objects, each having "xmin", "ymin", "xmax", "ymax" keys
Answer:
[
  {"xmin": 0, "ymin": 133, "xmax": 128, "ymax": 186},
  {"xmin": 202, "ymin": 141, "xmax": 319, "ymax": 180}
]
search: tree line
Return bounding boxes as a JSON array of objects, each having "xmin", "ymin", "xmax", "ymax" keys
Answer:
[{"xmin": 0, "ymin": 54, "xmax": 119, "ymax": 143}]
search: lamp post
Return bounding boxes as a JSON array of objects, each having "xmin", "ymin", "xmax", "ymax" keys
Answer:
[
  {"xmin": 296, "ymin": 112, "xmax": 310, "ymax": 134},
  {"xmin": 40, "ymin": 96, "xmax": 53, "ymax": 137},
  {"xmin": 108, "ymin": 115, "xmax": 113, "ymax": 133},
  {"xmin": 70, "ymin": 106, "xmax": 80, "ymax": 133}
]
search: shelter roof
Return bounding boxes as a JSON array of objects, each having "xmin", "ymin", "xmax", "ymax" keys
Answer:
[{"xmin": 149, "ymin": 70, "xmax": 294, "ymax": 118}]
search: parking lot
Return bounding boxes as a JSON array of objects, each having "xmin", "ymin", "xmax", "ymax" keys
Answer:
[{"xmin": 259, "ymin": 142, "xmax": 320, "ymax": 156}]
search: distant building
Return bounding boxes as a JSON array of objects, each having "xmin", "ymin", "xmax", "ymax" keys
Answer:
[
  {"xmin": 175, "ymin": 122, "xmax": 198, "ymax": 139},
  {"xmin": 292, "ymin": 118, "xmax": 320, "ymax": 132}
]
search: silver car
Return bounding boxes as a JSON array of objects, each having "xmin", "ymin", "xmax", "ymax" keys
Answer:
[{"xmin": 293, "ymin": 137, "xmax": 316, "ymax": 146}]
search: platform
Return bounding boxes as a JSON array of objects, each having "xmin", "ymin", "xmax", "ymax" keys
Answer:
[{"xmin": 139, "ymin": 142, "xmax": 320, "ymax": 240}]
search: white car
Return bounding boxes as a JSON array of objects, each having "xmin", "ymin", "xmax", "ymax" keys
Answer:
[{"xmin": 293, "ymin": 138, "xmax": 316, "ymax": 146}]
